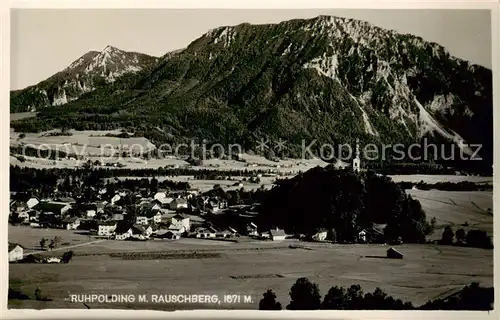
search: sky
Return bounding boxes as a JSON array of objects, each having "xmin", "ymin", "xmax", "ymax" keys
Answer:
[{"xmin": 10, "ymin": 9, "xmax": 492, "ymax": 90}]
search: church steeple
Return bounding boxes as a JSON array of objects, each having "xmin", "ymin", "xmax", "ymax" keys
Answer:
[{"xmin": 353, "ymin": 139, "xmax": 361, "ymax": 172}]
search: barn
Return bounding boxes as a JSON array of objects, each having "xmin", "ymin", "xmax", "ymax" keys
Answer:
[{"xmin": 386, "ymin": 247, "xmax": 404, "ymax": 259}]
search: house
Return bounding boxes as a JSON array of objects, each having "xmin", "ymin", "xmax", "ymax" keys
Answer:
[
  {"xmin": 95, "ymin": 201, "xmax": 107, "ymax": 214},
  {"xmin": 130, "ymin": 224, "xmax": 153, "ymax": 239},
  {"xmin": 195, "ymin": 227, "xmax": 216, "ymax": 238},
  {"xmin": 8, "ymin": 243, "xmax": 24, "ymax": 262},
  {"xmin": 112, "ymin": 213, "xmax": 124, "ymax": 221},
  {"xmin": 153, "ymin": 192, "xmax": 166, "ymax": 201},
  {"xmin": 27, "ymin": 197, "xmax": 40, "ymax": 209},
  {"xmin": 167, "ymin": 223, "xmax": 186, "ymax": 234},
  {"xmin": 114, "ymin": 222, "xmax": 134, "ymax": 240},
  {"xmin": 153, "ymin": 212, "xmax": 163, "ymax": 224},
  {"xmin": 34, "ymin": 201, "xmax": 71, "ymax": 216},
  {"xmin": 154, "ymin": 197, "xmax": 175, "ymax": 208},
  {"xmin": 136, "ymin": 216, "xmax": 149, "ymax": 225},
  {"xmin": 86, "ymin": 210, "xmax": 97, "ymax": 218},
  {"xmin": 228, "ymin": 227, "xmax": 239, "ymax": 236},
  {"xmin": 170, "ymin": 198, "xmax": 188, "ymax": 210},
  {"xmin": 246, "ymin": 222, "xmax": 259, "ymax": 236},
  {"xmin": 171, "ymin": 214, "xmax": 190, "ymax": 232},
  {"xmin": 17, "ymin": 211, "xmax": 30, "ymax": 223},
  {"xmin": 312, "ymin": 230, "xmax": 328, "ymax": 241},
  {"xmin": 386, "ymin": 247, "xmax": 404, "ymax": 259},
  {"xmin": 164, "ymin": 231, "xmax": 181, "ymax": 240},
  {"xmin": 62, "ymin": 217, "xmax": 81, "ymax": 230},
  {"xmin": 269, "ymin": 228, "xmax": 286, "ymax": 241},
  {"xmin": 359, "ymin": 223, "xmax": 387, "ymax": 243},
  {"xmin": 97, "ymin": 221, "xmax": 117, "ymax": 237}
]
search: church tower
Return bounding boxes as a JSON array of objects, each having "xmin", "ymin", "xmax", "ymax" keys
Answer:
[{"xmin": 353, "ymin": 139, "xmax": 361, "ymax": 173}]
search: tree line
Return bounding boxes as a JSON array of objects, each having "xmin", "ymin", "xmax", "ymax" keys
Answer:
[{"xmin": 259, "ymin": 278, "xmax": 493, "ymax": 310}]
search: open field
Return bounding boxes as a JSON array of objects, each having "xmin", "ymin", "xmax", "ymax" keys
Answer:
[
  {"xmin": 105, "ymin": 175, "xmax": 277, "ymax": 192},
  {"xmin": 406, "ymin": 190, "xmax": 493, "ymax": 240},
  {"xmin": 390, "ymin": 175, "xmax": 493, "ymax": 184},
  {"xmin": 9, "ymin": 239, "xmax": 493, "ymax": 310}
]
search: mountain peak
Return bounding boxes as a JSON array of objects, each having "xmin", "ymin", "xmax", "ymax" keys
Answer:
[{"xmin": 101, "ymin": 45, "xmax": 121, "ymax": 54}]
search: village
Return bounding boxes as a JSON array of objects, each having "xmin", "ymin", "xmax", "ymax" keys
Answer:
[{"xmin": 9, "ymin": 171, "xmax": 409, "ymax": 263}]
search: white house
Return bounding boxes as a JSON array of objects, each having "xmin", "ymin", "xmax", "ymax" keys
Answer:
[
  {"xmin": 170, "ymin": 198, "xmax": 188, "ymax": 210},
  {"xmin": 153, "ymin": 192, "xmax": 166, "ymax": 201},
  {"xmin": 171, "ymin": 214, "xmax": 190, "ymax": 232},
  {"xmin": 63, "ymin": 217, "xmax": 81, "ymax": 230},
  {"xmin": 27, "ymin": 197, "xmax": 40, "ymax": 209},
  {"xmin": 153, "ymin": 212, "xmax": 163, "ymax": 224},
  {"xmin": 312, "ymin": 230, "xmax": 328, "ymax": 241},
  {"xmin": 8, "ymin": 243, "xmax": 24, "ymax": 262},
  {"xmin": 86, "ymin": 210, "xmax": 96, "ymax": 218},
  {"xmin": 18, "ymin": 211, "xmax": 30, "ymax": 222},
  {"xmin": 269, "ymin": 228, "xmax": 286, "ymax": 241},
  {"xmin": 247, "ymin": 222, "xmax": 259, "ymax": 236},
  {"xmin": 98, "ymin": 221, "xmax": 117, "ymax": 237},
  {"xmin": 136, "ymin": 216, "xmax": 149, "ymax": 225}
]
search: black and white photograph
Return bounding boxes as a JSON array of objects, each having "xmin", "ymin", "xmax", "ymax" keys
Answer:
[{"xmin": 6, "ymin": 3, "xmax": 496, "ymax": 314}]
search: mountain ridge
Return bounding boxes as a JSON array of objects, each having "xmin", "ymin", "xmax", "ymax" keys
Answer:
[
  {"xmin": 10, "ymin": 45, "xmax": 159, "ymax": 112},
  {"xmin": 11, "ymin": 15, "xmax": 492, "ymax": 171}
]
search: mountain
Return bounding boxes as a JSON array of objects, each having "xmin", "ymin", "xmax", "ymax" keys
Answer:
[
  {"xmin": 11, "ymin": 16, "xmax": 492, "ymax": 170},
  {"xmin": 10, "ymin": 45, "xmax": 159, "ymax": 112}
]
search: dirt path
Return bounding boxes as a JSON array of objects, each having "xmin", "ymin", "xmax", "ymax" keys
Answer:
[{"xmin": 23, "ymin": 239, "xmax": 107, "ymax": 256}]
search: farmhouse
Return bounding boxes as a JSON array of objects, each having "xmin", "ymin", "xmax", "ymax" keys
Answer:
[
  {"xmin": 17, "ymin": 211, "xmax": 30, "ymax": 223},
  {"xmin": 171, "ymin": 214, "xmax": 190, "ymax": 232},
  {"xmin": 8, "ymin": 242, "xmax": 24, "ymax": 262},
  {"xmin": 170, "ymin": 198, "xmax": 188, "ymax": 210},
  {"xmin": 136, "ymin": 216, "xmax": 149, "ymax": 225},
  {"xmin": 27, "ymin": 197, "xmax": 40, "ymax": 209},
  {"xmin": 130, "ymin": 224, "xmax": 153, "ymax": 239},
  {"xmin": 269, "ymin": 228, "xmax": 286, "ymax": 241},
  {"xmin": 195, "ymin": 227, "xmax": 217, "ymax": 239},
  {"xmin": 114, "ymin": 221, "xmax": 135, "ymax": 240},
  {"xmin": 247, "ymin": 222, "xmax": 259, "ymax": 236},
  {"xmin": 358, "ymin": 223, "xmax": 387, "ymax": 243},
  {"xmin": 98, "ymin": 221, "xmax": 117, "ymax": 237},
  {"xmin": 311, "ymin": 229, "xmax": 328, "ymax": 241},
  {"xmin": 387, "ymin": 247, "xmax": 404, "ymax": 259},
  {"xmin": 62, "ymin": 217, "xmax": 81, "ymax": 230},
  {"xmin": 34, "ymin": 201, "xmax": 71, "ymax": 216}
]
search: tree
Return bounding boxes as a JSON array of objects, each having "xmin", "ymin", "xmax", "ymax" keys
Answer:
[
  {"xmin": 441, "ymin": 226, "xmax": 454, "ymax": 245},
  {"xmin": 53, "ymin": 236, "xmax": 62, "ymax": 248},
  {"xmin": 321, "ymin": 286, "xmax": 346, "ymax": 309},
  {"xmin": 455, "ymin": 228, "xmax": 466, "ymax": 244},
  {"xmin": 48, "ymin": 240, "xmax": 55, "ymax": 251},
  {"xmin": 287, "ymin": 277, "xmax": 321, "ymax": 310},
  {"xmin": 259, "ymin": 289, "xmax": 282, "ymax": 310},
  {"xmin": 34, "ymin": 288, "xmax": 42, "ymax": 301},
  {"xmin": 61, "ymin": 251, "xmax": 74, "ymax": 264},
  {"xmin": 39, "ymin": 238, "xmax": 47, "ymax": 251},
  {"xmin": 465, "ymin": 230, "xmax": 493, "ymax": 249}
]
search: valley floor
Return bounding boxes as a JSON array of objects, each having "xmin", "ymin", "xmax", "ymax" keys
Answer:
[{"xmin": 9, "ymin": 226, "xmax": 493, "ymax": 310}]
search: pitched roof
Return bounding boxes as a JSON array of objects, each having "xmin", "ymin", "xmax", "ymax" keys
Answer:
[
  {"xmin": 35, "ymin": 202, "xmax": 71, "ymax": 212},
  {"xmin": 270, "ymin": 229, "xmax": 286, "ymax": 237},
  {"xmin": 98, "ymin": 220, "xmax": 117, "ymax": 226},
  {"xmin": 62, "ymin": 216, "xmax": 79, "ymax": 223},
  {"xmin": 172, "ymin": 213, "xmax": 187, "ymax": 220},
  {"xmin": 8, "ymin": 242, "xmax": 24, "ymax": 251}
]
